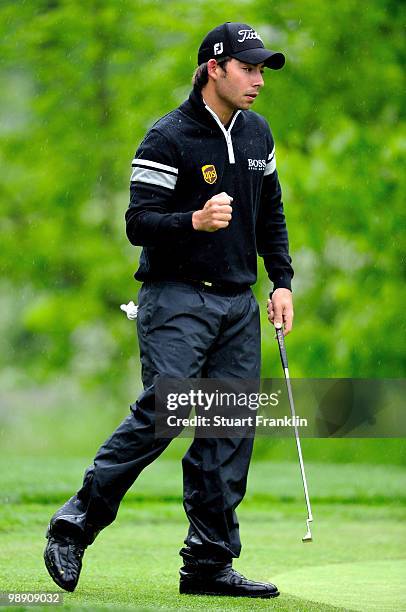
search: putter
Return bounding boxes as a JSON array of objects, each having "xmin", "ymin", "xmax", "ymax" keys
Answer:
[{"xmin": 275, "ymin": 322, "xmax": 313, "ymax": 542}]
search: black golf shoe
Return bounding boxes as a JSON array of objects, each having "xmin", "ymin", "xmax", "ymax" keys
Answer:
[
  {"xmin": 179, "ymin": 564, "xmax": 279, "ymax": 598},
  {"xmin": 43, "ymin": 524, "xmax": 87, "ymax": 592}
]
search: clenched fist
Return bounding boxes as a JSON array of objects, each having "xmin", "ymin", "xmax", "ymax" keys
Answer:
[{"xmin": 192, "ymin": 192, "xmax": 233, "ymax": 232}]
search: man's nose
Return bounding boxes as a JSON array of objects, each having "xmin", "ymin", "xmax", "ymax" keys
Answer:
[{"xmin": 253, "ymin": 71, "xmax": 264, "ymax": 88}]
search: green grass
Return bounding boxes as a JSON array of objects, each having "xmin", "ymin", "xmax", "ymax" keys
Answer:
[
  {"xmin": 2, "ymin": 388, "xmax": 406, "ymax": 466},
  {"xmin": 1, "ymin": 457, "xmax": 406, "ymax": 611}
]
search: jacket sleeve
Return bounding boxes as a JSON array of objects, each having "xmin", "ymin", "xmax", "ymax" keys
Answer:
[
  {"xmin": 256, "ymin": 138, "xmax": 294, "ymax": 292},
  {"xmin": 125, "ymin": 128, "xmax": 194, "ymax": 247}
]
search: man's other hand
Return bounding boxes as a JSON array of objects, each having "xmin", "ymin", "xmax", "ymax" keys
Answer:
[
  {"xmin": 192, "ymin": 192, "xmax": 233, "ymax": 232},
  {"xmin": 267, "ymin": 288, "xmax": 293, "ymax": 336}
]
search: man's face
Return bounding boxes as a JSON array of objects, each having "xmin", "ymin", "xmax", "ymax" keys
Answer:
[{"xmin": 214, "ymin": 58, "xmax": 265, "ymax": 111}]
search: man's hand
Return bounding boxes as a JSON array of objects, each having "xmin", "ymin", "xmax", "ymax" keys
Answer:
[
  {"xmin": 267, "ymin": 288, "xmax": 293, "ymax": 336},
  {"xmin": 192, "ymin": 192, "xmax": 233, "ymax": 232}
]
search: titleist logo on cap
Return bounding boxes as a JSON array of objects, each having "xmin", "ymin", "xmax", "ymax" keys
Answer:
[{"xmin": 237, "ymin": 29, "xmax": 263, "ymax": 43}]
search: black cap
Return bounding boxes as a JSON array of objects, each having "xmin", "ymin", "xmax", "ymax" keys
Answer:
[{"xmin": 198, "ymin": 22, "xmax": 285, "ymax": 70}]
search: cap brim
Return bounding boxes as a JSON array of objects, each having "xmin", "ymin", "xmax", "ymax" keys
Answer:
[{"xmin": 231, "ymin": 47, "xmax": 285, "ymax": 70}]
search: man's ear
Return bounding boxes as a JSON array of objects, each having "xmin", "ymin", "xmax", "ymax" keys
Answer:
[{"xmin": 207, "ymin": 59, "xmax": 219, "ymax": 80}]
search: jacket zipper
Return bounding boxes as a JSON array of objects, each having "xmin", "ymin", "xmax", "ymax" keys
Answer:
[{"xmin": 203, "ymin": 101, "xmax": 241, "ymax": 165}]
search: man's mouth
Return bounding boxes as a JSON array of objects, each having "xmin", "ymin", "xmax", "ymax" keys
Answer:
[{"xmin": 246, "ymin": 93, "xmax": 258, "ymax": 101}]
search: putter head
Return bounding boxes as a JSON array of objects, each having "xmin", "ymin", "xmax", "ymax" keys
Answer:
[{"xmin": 302, "ymin": 518, "xmax": 313, "ymax": 543}]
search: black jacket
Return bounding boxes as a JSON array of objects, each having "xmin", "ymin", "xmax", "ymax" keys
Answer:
[{"xmin": 126, "ymin": 86, "xmax": 293, "ymax": 291}]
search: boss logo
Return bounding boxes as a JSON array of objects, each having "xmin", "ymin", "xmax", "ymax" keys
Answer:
[
  {"xmin": 213, "ymin": 42, "xmax": 223, "ymax": 56},
  {"xmin": 248, "ymin": 158, "xmax": 266, "ymax": 170},
  {"xmin": 237, "ymin": 29, "xmax": 263, "ymax": 43}
]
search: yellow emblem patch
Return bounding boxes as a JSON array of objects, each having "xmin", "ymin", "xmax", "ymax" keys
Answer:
[{"xmin": 202, "ymin": 164, "xmax": 217, "ymax": 185}]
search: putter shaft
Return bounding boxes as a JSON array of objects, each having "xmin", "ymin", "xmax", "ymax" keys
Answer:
[{"xmin": 275, "ymin": 327, "xmax": 313, "ymax": 542}]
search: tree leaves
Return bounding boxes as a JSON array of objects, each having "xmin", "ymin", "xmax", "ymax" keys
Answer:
[{"xmin": 0, "ymin": 0, "xmax": 404, "ymax": 388}]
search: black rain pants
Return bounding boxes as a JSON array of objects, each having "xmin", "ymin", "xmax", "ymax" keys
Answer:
[{"xmin": 52, "ymin": 281, "xmax": 260, "ymax": 565}]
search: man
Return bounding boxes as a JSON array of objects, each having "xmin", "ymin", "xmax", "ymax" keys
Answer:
[{"xmin": 44, "ymin": 22, "xmax": 294, "ymax": 599}]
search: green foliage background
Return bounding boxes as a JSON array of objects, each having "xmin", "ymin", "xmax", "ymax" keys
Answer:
[{"xmin": 0, "ymin": 0, "xmax": 405, "ymax": 459}]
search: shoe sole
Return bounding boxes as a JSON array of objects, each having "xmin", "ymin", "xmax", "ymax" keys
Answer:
[
  {"xmin": 180, "ymin": 589, "xmax": 280, "ymax": 598},
  {"xmin": 43, "ymin": 548, "xmax": 76, "ymax": 592},
  {"xmin": 43, "ymin": 525, "xmax": 77, "ymax": 593}
]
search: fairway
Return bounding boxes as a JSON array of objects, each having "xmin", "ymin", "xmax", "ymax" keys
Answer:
[{"xmin": 1, "ymin": 457, "xmax": 405, "ymax": 611}]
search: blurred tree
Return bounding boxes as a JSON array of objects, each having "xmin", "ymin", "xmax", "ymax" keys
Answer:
[{"xmin": 0, "ymin": 0, "xmax": 404, "ymax": 400}]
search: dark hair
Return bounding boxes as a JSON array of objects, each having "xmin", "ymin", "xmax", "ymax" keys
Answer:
[{"xmin": 192, "ymin": 57, "xmax": 232, "ymax": 89}]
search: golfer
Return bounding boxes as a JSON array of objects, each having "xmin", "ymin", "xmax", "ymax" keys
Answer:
[{"xmin": 44, "ymin": 22, "xmax": 294, "ymax": 599}]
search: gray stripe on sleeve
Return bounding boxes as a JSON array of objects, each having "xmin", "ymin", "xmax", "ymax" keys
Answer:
[
  {"xmin": 264, "ymin": 157, "xmax": 276, "ymax": 176},
  {"xmin": 130, "ymin": 167, "xmax": 177, "ymax": 190}
]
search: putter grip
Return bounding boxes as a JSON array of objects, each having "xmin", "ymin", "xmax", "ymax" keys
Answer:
[{"xmin": 276, "ymin": 327, "xmax": 289, "ymax": 369}]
